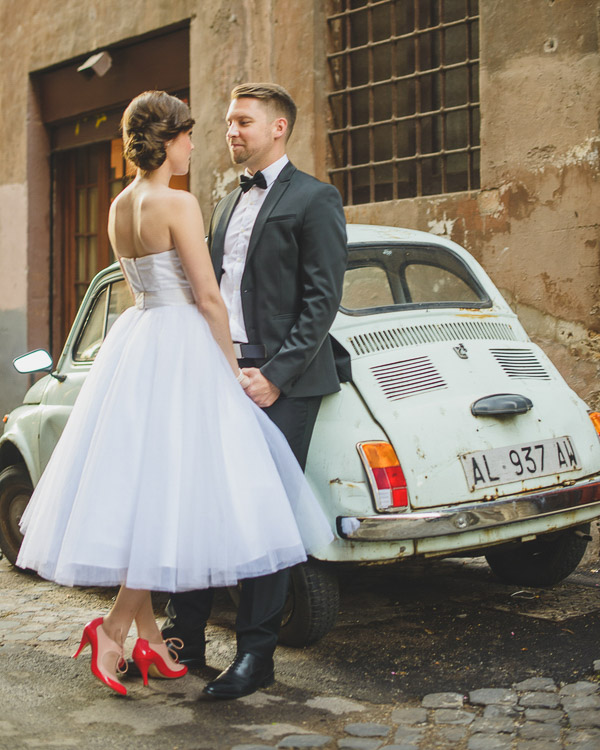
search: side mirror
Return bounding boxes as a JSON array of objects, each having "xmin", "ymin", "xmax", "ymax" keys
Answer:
[{"xmin": 13, "ymin": 349, "xmax": 53, "ymax": 374}]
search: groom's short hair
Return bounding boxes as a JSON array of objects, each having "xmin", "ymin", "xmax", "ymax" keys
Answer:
[{"xmin": 231, "ymin": 82, "xmax": 297, "ymax": 139}]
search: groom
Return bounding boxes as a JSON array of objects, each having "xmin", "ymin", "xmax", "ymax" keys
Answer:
[{"xmin": 162, "ymin": 82, "xmax": 347, "ymax": 699}]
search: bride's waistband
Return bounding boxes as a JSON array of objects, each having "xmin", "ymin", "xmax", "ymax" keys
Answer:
[{"xmin": 135, "ymin": 287, "xmax": 195, "ymax": 309}]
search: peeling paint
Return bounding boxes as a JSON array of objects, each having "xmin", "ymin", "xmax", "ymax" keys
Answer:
[
  {"xmin": 427, "ymin": 214, "xmax": 457, "ymax": 238},
  {"xmin": 211, "ymin": 167, "xmax": 238, "ymax": 201},
  {"xmin": 530, "ymin": 137, "xmax": 600, "ymax": 173}
]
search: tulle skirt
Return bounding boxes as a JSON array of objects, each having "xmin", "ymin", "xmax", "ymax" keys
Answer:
[{"xmin": 17, "ymin": 302, "xmax": 333, "ymax": 591}]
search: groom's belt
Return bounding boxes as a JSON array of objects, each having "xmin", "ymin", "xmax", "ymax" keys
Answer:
[{"xmin": 233, "ymin": 343, "xmax": 267, "ymax": 359}]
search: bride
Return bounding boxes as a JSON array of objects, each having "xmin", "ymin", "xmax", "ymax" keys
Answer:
[{"xmin": 16, "ymin": 90, "xmax": 332, "ymax": 696}]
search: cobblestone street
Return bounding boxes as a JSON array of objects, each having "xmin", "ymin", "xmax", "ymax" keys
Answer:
[{"xmin": 2, "ymin": 550, "xmax": 600, "ymax": 749}]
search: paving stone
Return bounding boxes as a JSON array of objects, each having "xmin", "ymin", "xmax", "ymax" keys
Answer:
[
  {"xmin": 483, "ymin": 704, "xmax": 522, "ymax": 719},
  {"xmin": 306, "ymin": 697, "xmax": 367, "ymax": 715},
  {"xmin": 231, "ymin": 746, "xmax": 275, "ymax": 750},
  {"xmin": 467, "ymin": 733, "xmax": 512, "ymax": 750},
  {"xmin": 379, "ymin": 746, "xmax": 416, "ymax": 750},
  {"xmin": 560, "ymin": 681, "xmax": 598, "ymax": 697},
  {"xmin": 469, "ymin": 688, "xmax": 518, "ymax": 706},
  {"xmin": 515, "ymin": 741, "xmax": 554, "ymax": 750},
  {"xmin": 593, "ymin": 660, "xmax": 600, "ymax": 673},
  {"xmin": 393, "ymin": 726, "xmax": 423, "ymax": 745},
  {"xmin": 1, "ymin": 632, "xmax": 34, "ymax": 641},
  {"xmin": 37, "ymin": 631, "xmax": 71, "ymax": 642},
  {"xmin": 470, "ymin": 717, "xmax": 516, "ymax": 734},
  {"xmin": 390, "ymin": 708, "xmax": 427, "ymax": 725},
  {"xmin": 421, "ymin": 692, "xmax": 464, "ymax": 709},
  {"xmin": 562, "ymin": 695, "xmax": 600, "ymax": 712},
  {"xmin": 568, "ymin": 729, "xmax": 600, "ymax": 750},
  {"xmin": 518, "ymin": 691, "xmax": 561, "ymax": 709},
  {"xmin": 513, "ymin": 677, "xmax": 557, "ymax": 692},
  {"xmin": 278, "ymin": 736, "xmax": 333, "ymax": 749},
  {"xmin": 344, "ymin": 724, "xmax": 390, "ymax": 738},
  {"xmin": 432, "ymin": 709, "xmax": 475, "ymax": 725},
  {"xmin": 524, "ymin": 707, "xmax": 563, "ymax": 723},
  {"xmin": 434, "ymin": 726, "xmax": 468, "ymax": 742},
  {"xmin": 337, "ymin": 740, "xmax": 383, "ymax": 750},
  {"xmin": 568, "ymin": 710, "xmax": 600, "ymax": 728},
  {"xmin": 518, "ymin": 722, "xmax": 561, "ymax": 740}
]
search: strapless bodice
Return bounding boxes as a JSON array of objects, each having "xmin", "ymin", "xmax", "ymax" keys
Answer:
[{"xmin": 120, "ymin": 250, "xmax": 194, "ymax": 309}]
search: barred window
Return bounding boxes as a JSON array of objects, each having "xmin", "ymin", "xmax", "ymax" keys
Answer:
[{"xmin": 327, "ymin": 0, "xmax": 480, "ymax": 204}]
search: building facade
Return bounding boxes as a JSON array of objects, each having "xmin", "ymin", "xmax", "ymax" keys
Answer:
[{"xmin": 0, "ymin": 0, "xmax": 599, "ymax": 419}]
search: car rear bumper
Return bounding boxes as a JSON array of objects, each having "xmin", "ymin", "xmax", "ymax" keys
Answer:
[{"xmin": 337, "ymin": 478, "xmax": 600, "ymax": 541}]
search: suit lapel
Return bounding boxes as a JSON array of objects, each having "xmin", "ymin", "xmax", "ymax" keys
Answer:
[
  {"xmin": 211, "ymin": 188, "xmax": 242, "ymax": 280},
  {"xmin": 245, "ymin": 162, "xmax": 296, "ymax": 263}
]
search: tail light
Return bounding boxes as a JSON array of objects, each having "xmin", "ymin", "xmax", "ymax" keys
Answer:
[
  {"xmin": 590, "ymin": 412, "xmax": 600, "ymax": 438},
  {"xmin": 357, "ymin": 441, "xmax": 408, "ymax": 511}
]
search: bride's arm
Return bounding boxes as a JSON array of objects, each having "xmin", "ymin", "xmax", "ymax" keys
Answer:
[{"xmin": 168, "ymin": 191, "xmax": 240, "ymax": 377}]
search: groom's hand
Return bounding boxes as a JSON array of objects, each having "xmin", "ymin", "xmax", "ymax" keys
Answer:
[{"xmin": 241, "ymin": 368, "xmax": 281, "ymax": 408}]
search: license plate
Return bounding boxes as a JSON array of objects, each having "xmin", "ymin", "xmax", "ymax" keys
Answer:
[{"xmin": 460, "ymin": 436, "xmax": 580, "ymax": 491}]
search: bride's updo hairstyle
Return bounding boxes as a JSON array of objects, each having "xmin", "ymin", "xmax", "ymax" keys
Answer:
[{"xmin": 122, "ymin": 91, "xmax": 195, "ymax": 171}]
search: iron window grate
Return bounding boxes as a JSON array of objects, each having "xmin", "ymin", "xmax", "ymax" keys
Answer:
[{"xmin": 326, "ymin": 0, "xmax": 480, "ymax": 204}]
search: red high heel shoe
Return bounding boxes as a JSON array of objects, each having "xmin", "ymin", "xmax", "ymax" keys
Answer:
[
  {"xmin": 72, "ymin": 617, "xmax": 127, "ymax": 696},
  {"xmin": 132, "ymin": 637, "xmax": 188, "ymax": 686}
]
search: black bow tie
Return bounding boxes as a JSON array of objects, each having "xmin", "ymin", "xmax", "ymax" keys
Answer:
[{"xmin": 240, "ymin": 171, "xmax": 267, "ymax": 193}]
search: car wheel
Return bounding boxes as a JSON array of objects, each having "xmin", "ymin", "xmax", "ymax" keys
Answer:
[
  {"xmin": 228, "ymin": 559, "xmax": 340, "ymax": 648},
  {"xmin": 278, "ymin": 559, "xmax": 339, "ymax": 647},
  {"xmin": 0, "ymin": 464, "xmax": 32, "ymax": 566},
  {"xmin": 484, "ymin": 523, "xmax": 591, "ymax": 587}
]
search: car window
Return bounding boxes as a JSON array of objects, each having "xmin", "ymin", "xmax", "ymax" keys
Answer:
[
  {"xmin": 73, "ymin": 280, "xmax": 133, "ymax": 362},
  {"xmin": 341, "ymin": 243, "xmax": 490, "ymax": 314},
  {"xmin": 405, "ymin": 263, "xmax": 480, "ymax": 303},
  {"xmin": 342, "ymin": 266, "xmax": 394, "ymax": 310}
]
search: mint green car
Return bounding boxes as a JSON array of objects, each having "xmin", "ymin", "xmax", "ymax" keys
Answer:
[{"xmin": 3, "ymin": 225, "xmax": 600, "ymax": 646}]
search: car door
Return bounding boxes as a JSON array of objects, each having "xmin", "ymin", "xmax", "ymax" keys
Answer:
[{"xmin": 38, "ymin": 276, "xmax": 132, "ymax": 473}]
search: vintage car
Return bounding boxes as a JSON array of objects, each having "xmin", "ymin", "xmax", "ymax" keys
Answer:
[{"xmin": 2, "ymin": 224, "xmax": 600, "ymax": 647}]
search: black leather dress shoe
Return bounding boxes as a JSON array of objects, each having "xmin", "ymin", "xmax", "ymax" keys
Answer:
[
  {"xmin": 202, "ymin": 652, "xmax": 274, "ymax": 700},
  {"xmin": 159, "ymin": 623, "xmax": 206, "ymax": 669}
]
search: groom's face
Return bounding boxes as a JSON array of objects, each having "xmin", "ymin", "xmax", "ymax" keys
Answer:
[{"xmin": 226, "ymin": 97, "xmax": 284, "ymax": 172}]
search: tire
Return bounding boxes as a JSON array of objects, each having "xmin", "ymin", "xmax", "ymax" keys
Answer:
[
  {"xmin": 0, "ymin": 464, "xmax": 33, "ymax": 566},
  {"xmin": 227, "ymin": 558, "xmax": 340, "ymax": 648},
  {"xmin": 485, "ymin": 523, "xmax": 591, "ymax": 587},
  {"xmin": 278, "ymin": 559, "xmax": 339, "ymax": 647}
]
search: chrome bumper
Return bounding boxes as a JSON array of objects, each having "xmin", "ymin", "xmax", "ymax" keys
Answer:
[{"xmin": 338, "ymin": 479, "xmax": 600, "ymax": 541}]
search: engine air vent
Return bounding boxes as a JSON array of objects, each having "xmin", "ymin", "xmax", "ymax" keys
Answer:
[
  {"xmin": 348, "ymin": 320, "xmax": 518, "ymax": 357},
  {"xmin": 371, "ymin": 356, "xmax": 447, "ymax": 401},
  {"xmin": 491, "ymin": 348, "xmax": 550, "ymax": 380}
]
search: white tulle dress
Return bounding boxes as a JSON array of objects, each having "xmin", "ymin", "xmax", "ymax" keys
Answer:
[{"xmin": 17, "ymin": 249, "xmax": 333, "ymax": 591}]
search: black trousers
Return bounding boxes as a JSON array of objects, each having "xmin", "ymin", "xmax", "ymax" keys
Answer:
[{"xmin": 163, "ymin": 377, "xmax": 322, "ymax": 659}]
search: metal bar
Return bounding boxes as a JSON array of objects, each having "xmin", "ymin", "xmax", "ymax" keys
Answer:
[
  {"xmin": 439, "ymin": 0, "xmax": 447, "ymax": 193},
  {"xmin": 367, "ymin": 3, "xmax": 375, "ymax": 203},
  {"xmin": 414, "ymin": 0, "xmax": 422, "ymax": 195},
  {"xmin": 390, "ymin": 0, "xmax": 398, "ymax": 200},
  {"xmin": 326, "ymin": 18, "xmax": 480, "ymax": 60},
  {"xmin": 328, "ymin": 101, "xmax": 478, "ymax": 133}
]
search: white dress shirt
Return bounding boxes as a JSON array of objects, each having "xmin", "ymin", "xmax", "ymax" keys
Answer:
[{"xmin": 221, "ymin": 154, "xmax": 289, "ymax": 342}]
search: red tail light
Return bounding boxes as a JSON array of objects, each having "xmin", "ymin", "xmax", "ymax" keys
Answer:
[{"xmin": 357, "ymin": 441, "xmax": 408, "ymax": 511}]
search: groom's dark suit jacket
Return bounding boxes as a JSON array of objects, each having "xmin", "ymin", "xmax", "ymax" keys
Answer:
[{"xmin": 208, "ymin": 161, "xmax": 348, "ymax": 398}]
